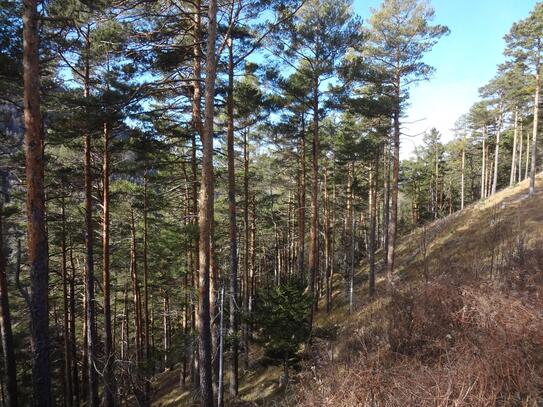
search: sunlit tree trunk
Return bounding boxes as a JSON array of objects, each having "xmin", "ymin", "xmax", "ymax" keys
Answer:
[
  {"xmin": 491, "ymin": 105, "xmax": 503, "ymax": 196},
  {"xmin": 23, "ymin": 1, "xmax": 51, "ymax": 404},
  {"xmin": 529, "ymin": 48, "xmax": 540, "ymax": 196},
  {"xmin": 510, "ymin": 108, "xmax": 518, "ymax": 186},
  {"xmin": 198, "ymin": 0, "xmax": 218, "ymax": 404}
]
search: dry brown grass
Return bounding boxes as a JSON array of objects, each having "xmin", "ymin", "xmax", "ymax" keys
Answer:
[
  {"xmin": 285, "ymin": 178, "xmax": 543, "ymax": 407},
  {"xmin": 288, "ymin": 275, "xmax": 543, "ymax": 406}
]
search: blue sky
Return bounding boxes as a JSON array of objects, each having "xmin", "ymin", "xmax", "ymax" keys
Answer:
[{"xmin": 353, "ymin": 0, "xmax": 538, "ymax": 158}]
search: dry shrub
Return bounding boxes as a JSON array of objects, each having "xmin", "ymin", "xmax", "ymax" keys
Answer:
[
  {"xmin": 387, "ymin": 281, "xmax": 463, "ymax": 358},
  {"xmin": 287, "ymin": 281, "xmax": 543, "ymax": 406}
]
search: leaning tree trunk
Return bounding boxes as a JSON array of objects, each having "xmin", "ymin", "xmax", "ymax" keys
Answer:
[
  {"xmin": 198, "ymin": 0, "xmax": 218, "ymax": 404},
  {"xmin": 22, "ymin": 1, "xmax": 51, "ymax": 404}
]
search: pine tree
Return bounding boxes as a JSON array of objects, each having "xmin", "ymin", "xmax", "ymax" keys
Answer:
[{"xmin": 366, "ymin": 0, "xmax": 448, "ymax": 283}]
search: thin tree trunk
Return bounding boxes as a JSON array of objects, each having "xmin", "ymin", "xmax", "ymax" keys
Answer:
[
  {"xmin": 60, "ymin": 197, "xmax": 72, "ymax": 407},
  {"xmin": 225, "ymin": 39, "xmax": 239, "ymax": 398},
  {"xmin": 323, "ymin": 167, "xmax": 331, "ymax": 313},
  {"xmin": 529, "ymin": 49, "xmax": 540, "ymax": 196},
  {"xmin": 142, "ymin": 171, "xmax": 150, "ymax": 406},
  {"xmin": 68, "ymin": 248, "xmax": 79, "ymax": 407},
  {"xmin": 198, "ymin": 0, "xmax": 218, "ymax": 404},
  {"xmin": 386, "ymin": 77, "xmax": 401, "ymax": 284},
  {"xmin": 346, "ymin": 163, "xmax": 354, "ymax": 313},
  {"xmin": 383, "ymin": 138, "xmax": 390, "ymax": 259},
  {"xmin": 298, "ymin": 115, "xmax": 306, "ymax": 277},
  {"xmin": 81, "ymin": 27, "xmax": 99, "ymax": 407},
  {"xmin": 23, "ymin": 1, "xmax": 51, "ymax": 404},
  {"xmin": 242, "ymin": 129, "xmax": 250, "ymax": 370},
  {"xmin": 492, "ymin": 106, "xmax": 503, "ymax": 196},
  {"xmin": 510, "ymin": 108, "xmax": 518, "ymax": 186},
  {"xmin": 518, "ymin": 119, "xmax": 524, "ymax": 183},
  {"xmin": 481, "ymin": 127, "xmax": 486, "ymax": 199},
  {"xmin": 102, "ymin": 121, "xmax": 115, "ymax": 407},
  {"xmin": 368, "ymin": 154, "xmax": 378, "ymax": 296},
  {"xmin": 191, "ymin": 0, "xmax": 203, "ymax": 388},
  {"xmin": 0, "ymin": 201, "xmax": 18, "ymax": 407},
  {"xmin": 130, "ymin": 210, "xmax": 144, "ymax": 404},
  {"xmin": 308, "ymin": 75, "xmax": 319, "ymax": 315},
  {"xmin": 329, "ymin": 183, "xmax": 336, "ymax": 309},
  {"xmin": 163, "ymin": 294, "xmax": 169, "ymax": 367},
  {"xmin": 461, "ymin": 142, "xmax": 465, "ymax": 210},
  {"xmin": 525, "ymin": 123, "xmax": 530, "ymax": 181}
]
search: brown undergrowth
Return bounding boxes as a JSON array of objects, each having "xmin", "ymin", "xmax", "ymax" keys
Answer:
[
  {"xmin": 286, "ymin": 179, "xmax": 543, "ymax": 407},
  {"xmin": 288, "ymin": 269, "xmax": 543, "ymax": 406}
]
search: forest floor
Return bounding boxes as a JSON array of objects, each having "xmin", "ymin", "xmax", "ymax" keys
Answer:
[{"xmin": 151, "ymin": 175, "xmax": 543, "ymax": 406}]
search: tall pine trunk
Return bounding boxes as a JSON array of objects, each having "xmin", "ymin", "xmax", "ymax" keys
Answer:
[
  {"xmin": 297, "ymin": 115, "xmax": 306, "ymax": 277},
  {"xmin": 386, "ymin": 76, "xmax": 401, "ymax": 284},
  {"xmin": 226, "ymin": 39, "xmax": 239, "ymax": 398},
  {"xmin": 198, "ymin": 0, "xmax": 218, "ymax": 404},
  {"xmin": 308, "ymin": 76, "xmax": 319, "ymax": 314},
  {"xmin": 23, "ymin": 1, "xmax": 51, "ymax": 404},
  {"xmin": 82, "ymin": 28, "xmax": 99, "ymax": 407}
]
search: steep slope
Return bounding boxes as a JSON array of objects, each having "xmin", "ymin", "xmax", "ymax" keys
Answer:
[
  {"xmin": 287, "ymin": 176, "xmax": 543, "ymax": 406},
  {"xmin": 151, "ymin": 176, "xmax": 543, "ymax": 406}
]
